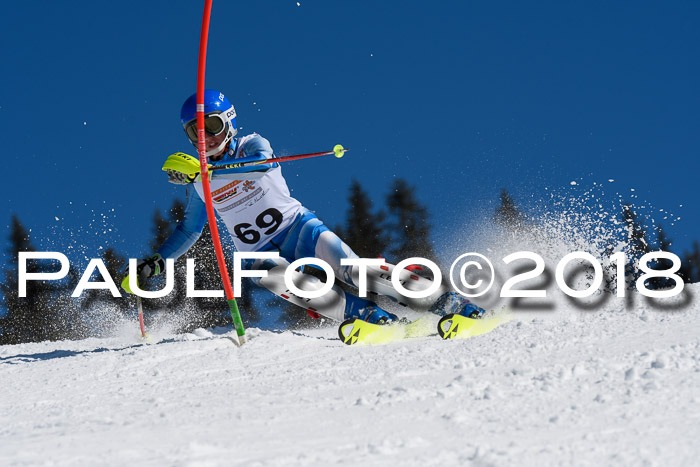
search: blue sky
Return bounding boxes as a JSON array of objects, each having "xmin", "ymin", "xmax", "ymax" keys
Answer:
[{"xmin": 1, "ymin": 0, "xmax": 698, "ymax": 272}]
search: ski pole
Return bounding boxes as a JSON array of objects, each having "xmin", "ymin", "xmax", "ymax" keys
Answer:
[
  {"xmin": 212, "ymin": 145, "xmax": 348, "ymax": 171},
  {"xmin": 137, "ymin": 296, "xmax": 147, "ymax": 340},
  {"xmin": 120, "ymin": 272, "xmax": 149, "ymax": 340},
  {"xmin": 162, "ymin": 145, "xmax": 347, "ymax": 177}
]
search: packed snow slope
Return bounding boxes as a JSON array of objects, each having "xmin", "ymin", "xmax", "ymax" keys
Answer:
[{"xmin": 1, "ymin": 285, "xmax": 699, "ymax": 466}]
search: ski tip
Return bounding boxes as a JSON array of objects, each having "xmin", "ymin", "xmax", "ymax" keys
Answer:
[{"xmin": 338, "ymin": 318, "xmax": 361, "ymax": 345}]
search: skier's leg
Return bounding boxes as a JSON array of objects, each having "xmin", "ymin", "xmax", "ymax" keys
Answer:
[
  {"xmin": 241, "ymin": 255, "xmax": 397, "ymax": 323},
  {"xmin": 282, "ymin": 210, "xmax": 486, "ymax": 318},
  {"xmin": 308, "ymin": 228, "xmax": 453, "ymax": 311},
  {"xmin": 343, "ymin": 252, "xmax": 486, "ymax": 318}
]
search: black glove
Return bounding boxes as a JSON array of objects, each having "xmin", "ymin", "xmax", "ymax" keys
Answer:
[
  {"xmin": 137, "ymin": 254, "xmax": 165, "ymax": 279},
  {"xmin": 121, "ymin": 254, "xmax": 165, "ymax": 295},
  {"xmin": 165, "ymin": 169, "xmax": 197, "ymax": 185}
]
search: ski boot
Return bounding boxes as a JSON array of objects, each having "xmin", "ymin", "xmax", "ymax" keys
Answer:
[
  {"xmin": 432, "ymin": 292, "xmax": 487, "ymax": 339},
  {"xmin": 338, "ymin": 295, "xmax": 401, "ymax": 345},
  {"xmin": 430, "ymin": 292, "xmax": 486, "ymax": 318},
  {"xmin": 344, "ymin": 294, "xmax": 398, "ymax": 324}
]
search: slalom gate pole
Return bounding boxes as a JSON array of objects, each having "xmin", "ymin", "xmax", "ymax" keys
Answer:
[{"xmin": 196, "ymin": 0, "xmax": 246, "ymax": 345}]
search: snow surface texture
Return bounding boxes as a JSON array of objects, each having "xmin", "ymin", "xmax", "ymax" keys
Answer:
[{"xmin": 1, "ymin": 284, "xmax": 699, "ymax": 466}]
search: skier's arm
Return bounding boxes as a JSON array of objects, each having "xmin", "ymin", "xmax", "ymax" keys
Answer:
[
  {"xmin": 155, "ymin": 185, "xmax": 207, "ymax": 260},
  {"xmin": 121, "ymin": 181, "xmax": 207, "ymax": 294}
]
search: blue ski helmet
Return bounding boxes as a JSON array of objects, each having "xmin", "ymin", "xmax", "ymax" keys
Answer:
[{"xmin": 180, "ymin": 90, "xmax": 238, "ymax": 158}]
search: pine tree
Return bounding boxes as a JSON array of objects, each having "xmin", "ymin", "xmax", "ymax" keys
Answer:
[
  {"xmin": 338, "ymin": 179, "xmax": 388, "ymax": 258},
  {"xmin": 622, "ymin": 205, "xmax": 650, "ymax": 256},
  {"xmin": 160, "ymin": 198, "xmax": 188, "ymax": 314},
  {"xmin": 141, "ymin": 199, "xmax": 188, "ymax": 316},
  {"xmin": 141, "ymin": 196, "xmax": 262, "ymax": 333},
  {"xmin": 0, "ymin": 216, "xmax": 81, "ymax": 344},
  {"xmin": 181, "ymin": 223, "xmax": 234, "ymax": 330},
  {"xmin": 79, "ymin": 247, "xmax": 129, "ymax": 332},
  {"xmin": 150, "ymin": 207, "xmax": 175, "ymax": 252},
  {"xmin": 648, "ymin": 224, "xmax": 675, "ymax": 289},
  {"xmin": 493, "ymin": 188, "xmax": 526, "ymax": 228},
  {"xmin": 50, "ymin": 265, "xmax": 88, "ymax": 341},
  {"xmin": 622, "ymin": 204, "xmax": 651, "ymax": 288},
  {"xmin": 680, "ymin": 241, "xmax": 700, "ymax": 283},
  {"xmin": 0, "ymin": 216, "xmax": 35, "ymax": 344},
  {"xmin": 385, "ymin": 178, "xmax": 435, "ymax": 262}
]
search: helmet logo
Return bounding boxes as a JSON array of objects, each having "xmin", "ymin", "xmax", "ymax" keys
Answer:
[{"xmin": 219, "ymin": 92, "xmax": 225, "ymax": 101}]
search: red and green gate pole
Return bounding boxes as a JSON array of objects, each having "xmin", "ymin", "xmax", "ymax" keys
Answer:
[{"xmin": 196, "ymin": 0, "xmax": 246, "ymax": 345}]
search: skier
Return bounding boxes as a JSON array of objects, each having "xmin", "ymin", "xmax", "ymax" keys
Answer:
[{"xmin": 122, "ymin": 90, "xmax": 485, "ymax": 324}]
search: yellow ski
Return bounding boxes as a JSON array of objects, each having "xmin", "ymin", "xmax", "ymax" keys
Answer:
[
  {"xmin": 338, "ymin": 315, "xmax": 437, "ymax": 346},
  {"xmin": 437, "ymin": 312, "xmax": 511, "ymax": 340}
]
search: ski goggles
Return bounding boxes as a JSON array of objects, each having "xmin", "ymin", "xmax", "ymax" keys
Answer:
[{"xmin": 183, "ymin": 112, "xmax": 228, "ymax": 143}]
